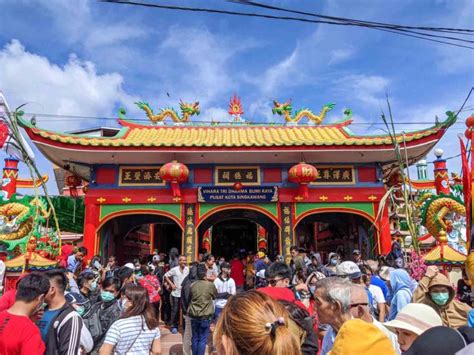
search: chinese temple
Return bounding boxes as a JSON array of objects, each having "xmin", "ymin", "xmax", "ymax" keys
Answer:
[{"xmin": 19, "ymin": 98, "xmax": 455, "ymax": 263}]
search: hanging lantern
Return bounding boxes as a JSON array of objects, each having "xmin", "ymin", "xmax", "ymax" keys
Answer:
[
  {"xmin": 288, "ymin": 162, "xmax": 318, "ymax": 200},
  {"xmin": 160, "ymin": 161, "xmax": 189, "ymax": 201},
  {"xmin": 66, "ymin": 174, "xmax": 82, "ymax": 197}
]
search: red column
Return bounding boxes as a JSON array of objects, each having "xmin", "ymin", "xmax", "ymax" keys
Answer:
[
  {"xmin": 83, "ymin": 202, "xmax": 99, "ymax": 257},
  {"xmin": 2, "ymin": 158, "xmax": 19, "ymax": 199},
  {"xmin": 433, "ymin": 150, "xmax": 450, "ymax": 195},
  {"xmin": 378, "ymin": 203, "xmax": 392, "ymax": 255},
  {"xmin": 257, "ymin": 225, "xmax": 267, "ymax": 250}
]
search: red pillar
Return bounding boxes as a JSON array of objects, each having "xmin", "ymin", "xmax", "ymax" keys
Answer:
[
  {"xmin": 1, "ymin": 158, "xmax": 19, "ymax": 199},
  {"xmin": 378, "ymin": 203, "xmax": 392, "ymax": 255},
  {"xmin": 83, "ymin": 202, "xmax": 99, "ymax": 257},
  {"xmin": 433, "ymin": 150, "xmax": 450, "ymax": 195}
]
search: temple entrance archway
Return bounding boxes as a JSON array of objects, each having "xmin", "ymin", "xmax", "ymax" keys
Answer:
[
  {"xmin": 98, "ymin": 213, "xmax": 183, "ymax": 264},
  {"xmin": 294, "ymin": 211, "xmax": 377, "ymax": 262},
  {"xmin": 197, "ymin": 208, "xmax": 280, "ymax": 260}
]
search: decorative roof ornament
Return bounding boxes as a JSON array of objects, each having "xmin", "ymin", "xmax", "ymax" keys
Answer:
[
  {"xmin": 228, "ymin": 94, "xmax": 244, "ymax": 123},
  {"xmin": 135, "ymin": 100, "xmax": 200, "ymax": 125},
  {"xmin": 272, "ymin": 100, "xmax": 335, "ymax": 125}
]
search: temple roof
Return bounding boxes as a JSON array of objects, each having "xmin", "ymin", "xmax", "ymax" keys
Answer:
[
  {"xmin": 18, "ymin": 113, "xmax": 455, "ymax": 180},
  {"xmin": 424, "ymin": 243, "xmax": 467, "ymax": 264},
  {"xmin": 22, "ymin": 118, "xmax": 451, "ymax": 148}
]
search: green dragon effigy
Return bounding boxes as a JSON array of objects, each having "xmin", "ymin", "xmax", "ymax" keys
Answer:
[
  {"xmin": 272, "ymin": 100, "xmax": 335, "ymax": 124},
  {"xmin": 0, "ymin": 195, "xmax": 51, "ymax": 250},
  {"xmin": 135, "ymin": 100, "xmax": 200, "ymax": 123},
  {"xmin": 417, "ymin": 192, "xmax": 466, "ymax": 239}
]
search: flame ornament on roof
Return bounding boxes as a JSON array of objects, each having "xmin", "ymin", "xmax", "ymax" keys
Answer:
[
  {"xmin": 229, "ymin": 94, "xmax": 244, "ymax": 122},
  {"xmin": 272, "ymin": 100, "xmax": 335, "ymax": 125}
]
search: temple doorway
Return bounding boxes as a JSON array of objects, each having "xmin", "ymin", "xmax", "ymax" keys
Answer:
[
  {"xmin": 294, "ymin": 212, "xmax": 376, "ymax": 262},
  {"xmin": 98, "ymin": 214, "xmax": 182, "ymax": 264},
  {"xmin": 198, "ymin": 208, "xmax": 280, "ymax": 260}
]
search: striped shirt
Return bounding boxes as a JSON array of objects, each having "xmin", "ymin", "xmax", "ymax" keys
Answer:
[{"xmin": 104, "ymin": 315, "xmax": 160, "ymax": 354}]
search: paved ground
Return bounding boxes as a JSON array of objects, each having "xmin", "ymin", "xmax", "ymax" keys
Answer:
[{"xmin": 161, "ymin": 327, "xmax": 184, "ymax": 355}]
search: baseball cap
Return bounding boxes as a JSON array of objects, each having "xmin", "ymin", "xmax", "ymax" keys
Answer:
[
  {"xmin": 65, "ymin": 291, "xmax": 89, "ymax": 306},
  {"xmin": 124, "ymin": 262, "xmax": 135, "ymax": 270},
  {"xmin": 384, "ymin": 303, "xmax": 443, "ymax": 336},
  {"xmin": 353, "ymin": 249, "xmax": 361, "ymax": 255},
  {"xmin": 336, "ymin": 261, "xmax": 362, "ymax": 279},
  {"xmin": 257, "ymin": 251, "xmax": 265, "ymax": 258}
]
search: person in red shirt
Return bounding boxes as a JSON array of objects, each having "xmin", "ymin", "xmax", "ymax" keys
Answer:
[
  {"xmin": 0, "ymin": 272, "xmax": 50, "ymax": 355},
  {"xmin": 0, "ymin": 273, "xmax": 28, "ymax": 312},
  {"xmin": 229, "ymin": 253, "xmax": 245, "ymax": 293},
  {"xmin": 138, "ymin": 265, "xmax": 161, "ymax": 318}
]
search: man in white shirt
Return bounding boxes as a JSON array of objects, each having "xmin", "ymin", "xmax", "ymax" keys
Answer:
[
  {"xmin": 213, "ymin": 262, "xmax": 236, "ymax": 321},
  {"xmin": 164, "ymin": 255, "xmax": 189, "ymax": 334}
]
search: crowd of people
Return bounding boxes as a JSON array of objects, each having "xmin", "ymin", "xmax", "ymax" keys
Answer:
[{"xmin": 0, "ymin": 243, "xmax": 473, "ymax": 354}]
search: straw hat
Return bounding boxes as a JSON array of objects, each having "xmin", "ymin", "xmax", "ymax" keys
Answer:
[
  {"xmin": 379, "ymin": 266, "xmax": 394, "ymax": 281},
  {"xmin": 384, "ymin": 303, "xmax": 443, "ymax": 335}
]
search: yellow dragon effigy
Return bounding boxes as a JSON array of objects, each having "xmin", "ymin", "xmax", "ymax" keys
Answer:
[
  {"xmin": 417, "ymin": 192, "xmax": 466, "ymax": 239},
  {"xmin": 135, "ymin": 100, "xmax": 200, "ymax": 123},
  {"xmin": 272, "ymin": 100, "xmax": 336, "ymax": 124}
]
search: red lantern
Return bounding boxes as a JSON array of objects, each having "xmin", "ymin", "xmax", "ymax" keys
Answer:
[
  {"xmin": 159, "ymin": 161, "xmax": 189, "ymax": 200},
  {"xmin": 288, "ymin": 162, "xmax": 318, "ymax": 200},
  {"xmin": 466, "ymin": 114, "xmax": 474, "ymax": 128},
  {"xmin": 66, "ymin": 174, "xmax": 82, "ymax": 197}
]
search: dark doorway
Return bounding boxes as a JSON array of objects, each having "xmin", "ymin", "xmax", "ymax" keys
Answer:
[
  {"xmin": 99, "ymin": 214, "xmax": 182, "ymax": 265},
  {"xmin": 211, "ymin": 219, "xmax": 257, "ymax": 260},
  {"xmin": 294, "ymin": 212, "xmax": 375, "ymax": 262},
  {"xmin": 198, "ymin": 208, "xmax": 280, "ymax": 259}
]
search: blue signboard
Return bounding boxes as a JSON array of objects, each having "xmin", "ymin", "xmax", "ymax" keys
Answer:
[{"xmin": 197, "ymin": 186, "xmax": 278, "ymax": 203}]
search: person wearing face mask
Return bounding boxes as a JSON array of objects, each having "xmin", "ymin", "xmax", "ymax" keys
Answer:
[
  {"xmin": 65, "ymin": 292, "xmax": 94, "ymax": 353},
  {"xmin": 413, "ymin": 265, "xmax": 472, "ymax": 328},
  {"xmin": 325, "ymin": 252, "xmax": 340, "ymax": 276},
  {"xmin": 39, "ymin": 269, "xmax": 84, "ymax": 355},
  {"xmin": 78, "ymin": 272, "xmax": 99, "ymax": 305},
  {"xmin": 84, "ymin": 277, "xmax": 122, "ymax": 354},
  {"xmin": 0, "ymin": 272, "xmax": 50, "ymax": 354}
]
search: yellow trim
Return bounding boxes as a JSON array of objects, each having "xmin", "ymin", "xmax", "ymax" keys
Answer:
[{"xmin": 214, "ymin": 166, "xmax": 261, "ymax": 186}]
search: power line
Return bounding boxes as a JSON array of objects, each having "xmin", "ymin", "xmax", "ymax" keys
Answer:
[
  {"xmin": 99, "ymin": 0, "xmax": 474, "ymax": 49},
  {"xmin": 233, "ymin": 1, "xmax": 474, "ymax": 34}
]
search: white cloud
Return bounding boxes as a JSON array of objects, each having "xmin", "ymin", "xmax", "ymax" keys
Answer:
[
  {"xmin": 333, "ymin": 74, "xmax": 390, "ymax": 106},
  {"xmin": 328, "ymin": 48, "xmax": 356, "ymax": 65},
  {"xmin": 0, "ymin": 40, "xmax": 137, "ymax": 131}
]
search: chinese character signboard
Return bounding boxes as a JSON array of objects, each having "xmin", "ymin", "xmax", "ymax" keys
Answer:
[
  {"xmin": 215, "ymin": 166, "xmax": 260, "ymax": 185},
  {"xmin": 118, "ymin": 166, "xmax": 165, "ymax": 186},
  {"xmin": 198, "ymin": 186, "xmax": 277, "ymax": 203},
  {"xmin": 280, "ymin": 203, "xmax": 294, "ymax": 264},
  {"xmin": 184, "ymin": 204, "xmax": 196, "ymax": 263},
  {"xmin": 311, "ymin": 166, "xmax": 355, "ymax": 185}
]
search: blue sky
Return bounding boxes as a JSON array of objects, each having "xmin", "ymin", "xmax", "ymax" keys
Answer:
[{"xmin": 0, "ymin": 0, "xmax": 473, "ymax": 193}]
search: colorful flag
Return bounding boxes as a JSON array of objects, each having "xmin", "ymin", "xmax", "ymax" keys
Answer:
[{"xmin": 459, "ymin": 136, "xmax": 471, "ymax": 247}]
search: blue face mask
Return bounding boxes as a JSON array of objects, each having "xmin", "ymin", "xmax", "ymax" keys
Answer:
[
  {"xmin": 101, "ymin": 291, "xmax": 116, "ymax": 303},
  {"xmin": 431, "ymin": 292, "xmax": 450, "ymax": 306},
  {"xmin": 75, "ymin": 305, "xmax": 86, "ymax": 317},
  {"xmin": 309, "ymin": 285, "xmax": 316, "ymax": 294},
  {"xmin": 89, "ymin": 281, "xmax": 97, "ymax": 292},
  {"xmin": 330, "ymin": 259, "xmax": 338, "ymax": 266}
]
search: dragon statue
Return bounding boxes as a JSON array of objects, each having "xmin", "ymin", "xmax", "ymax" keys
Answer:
[
  {"xmin": 417, "ymin": 192, "xmax": 466, "ymax": 239},
  {"xmin": 135, "ymin": 100, "xmax": 200, "ymax": 124},
  {"xmin": 272, "ymin": 100, "xmax": 335, "ymax": 124},
  {"xmin": 0, "ymin": 195, "xmax": 51, "ymax": 249}
]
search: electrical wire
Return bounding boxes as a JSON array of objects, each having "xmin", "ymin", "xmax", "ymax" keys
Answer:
[{"xmin": 98, "ymin": 0, "xmax": 474, "ymax": 49}]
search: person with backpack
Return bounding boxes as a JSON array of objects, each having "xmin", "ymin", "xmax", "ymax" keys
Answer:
[
  {"xmin": 139, "ymin": 265, "xmax": 161, "ymax": 319},
  {"xmin": 84, "ymin": 277, "xmax": 122, "ymax": 354},
  {"xmin": 99, "ymin": 284, "xmax": 161, "ymax": 354},
  {"xmin": 39, "ymin": 269, "xmax": 84, "ymax": 355}
]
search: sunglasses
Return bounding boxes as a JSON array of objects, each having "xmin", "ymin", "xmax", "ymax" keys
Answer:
[
  {"xmin": 350, "ymin": 302, "xmax": 368, "ymax": 308},
  {"xmin": 267, "ymin": 278, "xmax": 284, "ymax": 286}
]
